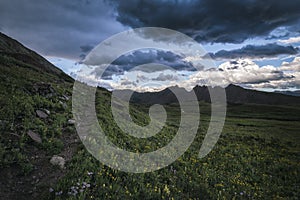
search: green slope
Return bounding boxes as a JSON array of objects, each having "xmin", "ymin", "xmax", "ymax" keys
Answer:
[
  {"xmin": 0, "ymin": 33, "xmax": 75, "ymax": 199},
  {"xmin": 0, "ymin": 32, "xmax": 299, "ymax": 199}
]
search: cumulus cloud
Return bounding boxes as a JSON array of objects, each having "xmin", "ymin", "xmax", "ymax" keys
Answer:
[
  {"xmin": 110, "ymin": 0, "xmax": 300, "ymax": 44},
  {"xmin": 207, "ymin": 43, "xmax": 298, "ymax": 60},
  {"xmin": 76, "ymin": 58, "xmax": 300, "ymax": 91},
  {"xmin": 76, "ymin": 65, "xmax": 188, "ymax": 92},
  {"xmin": 245, "ymin": 68, "xmax": 300, "ymax": 89},
  {"xmin": 280, "ymin": 57, "xmax": 300, "ymax": 72},
  {"xmin": 179, "ymin": 59, "xmax": 293, "ymax": 90},
  {"xmin": 209, "ymin": 57, "xmax": 300, "ymax": 90}
]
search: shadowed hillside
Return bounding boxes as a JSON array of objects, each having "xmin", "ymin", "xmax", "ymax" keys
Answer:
[
  {"xmin": 0, "ymin": 33, "xmax": 72, "ymax": 82},
  {"xmin": 0, "ymin": 33, "xmax": 76, "ymax": 199}
]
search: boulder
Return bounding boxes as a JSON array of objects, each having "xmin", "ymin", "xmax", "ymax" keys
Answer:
[
  {"xmin": 36, "ymin": 110, "xmax": 48, "ymax": 119},
  {"xmin": 50, "ymin": 155, "xmax": 65, "ymax": 169},
  {"xmin": 27, "ymin": 130, "xmax": 42, "ymax": 143}
]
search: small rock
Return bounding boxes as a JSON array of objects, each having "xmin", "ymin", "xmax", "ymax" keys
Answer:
[
  {"xmin": 27, "ymin": 130, "xmax": 42, "ymax": 143},
  {"xmin": 36, "ymin": 110, "xmax": 48, "ymax": 119},
  {"xmin": 43, "ymin": 109, "xmax": 51, "ymax": 115},
  {"xmin": 63, "ymin": 95, "xmax": 70, "ymax": 101},
  {"xmin": 59, "ymin": 95, "xmax": 70, "ymax": 101},
  {"xmin": 50, "ymin": 155, "xmax": 65, "ymax": 169},
  {"xmin": 68, "ymin": 119, "xmax": 75, "ymax": 125}
]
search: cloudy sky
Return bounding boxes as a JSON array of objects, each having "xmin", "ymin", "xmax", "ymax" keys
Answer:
[{"xmin": 1, "ymin": 0, "xmax": 300, "ymax": 91}]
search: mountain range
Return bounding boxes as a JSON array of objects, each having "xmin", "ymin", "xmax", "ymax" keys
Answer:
[{"xmin": 130, "ymin": 83, "xmax": 300, "ymax": 106}]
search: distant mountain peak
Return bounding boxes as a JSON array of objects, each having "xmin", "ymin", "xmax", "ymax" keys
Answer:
[
  {"xmin": 131, "ymin": 83, "xmax": 300, "ymax": 105},
  {"xmin": 225, "ymin": 84, "xmax": 243, "ymax": 89}
]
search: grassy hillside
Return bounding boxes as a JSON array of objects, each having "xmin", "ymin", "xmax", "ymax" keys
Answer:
[
  {"xmin": 0, "ymin": 33, "xmax": 299, "ymax": 199},
  {"xmin": 0, "ymin": 35, "xmax": 76, "ymax": 199}
]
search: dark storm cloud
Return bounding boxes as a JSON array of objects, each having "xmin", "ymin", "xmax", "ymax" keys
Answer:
[
  {"xmin": 79, "ymin": 44, "xmax": 95, "ymax": 60},
  {"xmin": 208, "ymin": 43, "xmax": 299, "ymax": 59},
  {"xmin": 0, "ymin": 0, "xmax": 125, "ymax": 59},
  {"xmin": 80, "ymin": 44, "xmax": 94, "ymax": 53},
  {"xmin": 112, "ymin": 49, "xmax": 195, "ymax": 71},
  {"xmin": 91, "ymin": 49, "xmax": 195, "ymax": 79},
  {"xmin": 110, "ymin": 0, "xmax": 300, "ymax": 43},
  {"xmin": 91, "ymin": 64, "xmax": 124, "ymax": 79}
]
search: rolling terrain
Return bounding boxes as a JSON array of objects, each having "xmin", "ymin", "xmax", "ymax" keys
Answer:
[{"xmin": 0, "ymin": 33, "xmax": 299, "ymax": 199}]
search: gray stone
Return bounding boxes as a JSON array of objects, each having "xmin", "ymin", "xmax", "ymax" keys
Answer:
[
  {"xmin": 68, "ymin": 119, "xmax": 75, "ymax": 125},
  {"xmin": 59, "ymin": 95, "xmax": 70, "ymax": 101},
  {"xmin": 27, "ymin": 130, "xmax": 42, "ymax": 143},
  {"xmin": 43, "ymin": 109, "xmax": 50, "ymax": 115},
  {"xmin": 36, "ymin": 110, "xmax": 48, "ymax": 119},
  {"xmin": 50, "ymin": 155, "xmax": 65, "ymax": 169},
  {"xmin": 63, "ymin": 95, "xmax": 70, "ymax": 101}
]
